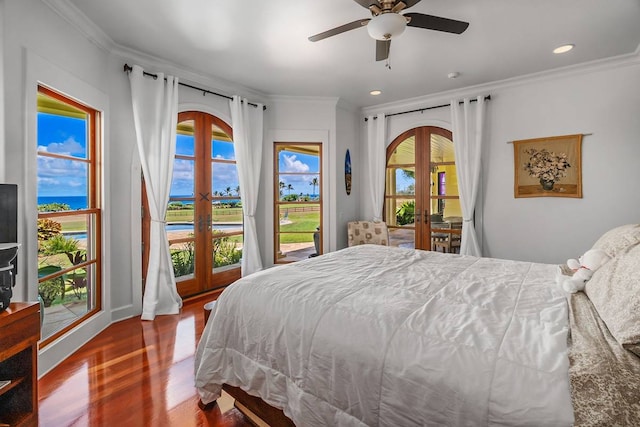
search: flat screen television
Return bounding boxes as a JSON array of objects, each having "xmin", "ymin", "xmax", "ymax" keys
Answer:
[
  {"xmin": 0, "ymin": 184, "xmax": 18, "ymax": 245},
  {"xmin": 0, "ymin": 184, "xmax": 18, "ymax": 311}
]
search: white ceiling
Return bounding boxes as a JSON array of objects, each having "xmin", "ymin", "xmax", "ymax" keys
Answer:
[{"xmin": 61, "ymin": 0, "xmax": 640, "ymax": 108}]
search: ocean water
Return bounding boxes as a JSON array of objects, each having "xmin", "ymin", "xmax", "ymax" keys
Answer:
[
  {"xmin": 37, "ymin": 195, "xmax": 242, "ymax": 210},
  {"xmin": 38, "ymin": 195, "xmax": 87, "ymax": 210}
]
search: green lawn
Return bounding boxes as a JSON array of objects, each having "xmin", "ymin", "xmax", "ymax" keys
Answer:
[
  {"xmin": 166, "ymin": 208, "xmax": 243, "ymax": 224},
  {"xmin": 46, "ymin": 207, "xmax": 319, "ymax": 244},
  {"xmin": 279, "ymin": 209, "xmax": 319, "ymax": 243}
]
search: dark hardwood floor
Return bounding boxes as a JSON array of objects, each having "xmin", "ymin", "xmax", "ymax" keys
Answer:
[{"xmin": 38, "ymin": 293, "xmax": 254, "ymax": 426}]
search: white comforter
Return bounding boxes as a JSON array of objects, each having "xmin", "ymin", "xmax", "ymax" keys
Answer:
[{"xmin": 195, "ymin": 245, "xmax": 574, "ymax": 426}]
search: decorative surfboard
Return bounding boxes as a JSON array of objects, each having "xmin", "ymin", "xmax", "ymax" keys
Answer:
[{"xmin": 345, "ymin": 149, "xmax": 352, "ymax": 195}]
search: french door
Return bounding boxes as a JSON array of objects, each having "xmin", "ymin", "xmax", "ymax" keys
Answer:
[
  {"xmin": 143, "ymin": 111, "xmax": 242, "ymax": 298},
  {"xmin": 384, "ymin": 126, "xmax": 461, "ymax": 252}
]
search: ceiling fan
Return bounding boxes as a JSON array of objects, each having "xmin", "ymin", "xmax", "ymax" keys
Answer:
[{"xmin": 308, "ymin": 0, "xmax": 469, "ymax": 62}]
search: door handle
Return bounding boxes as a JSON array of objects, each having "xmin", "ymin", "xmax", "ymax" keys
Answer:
[
  {"xmin": 207, "ymin": 214, "xmax": 212, "ymax": 231},
  {"xmin": 197, "ymin": 215, "xmax": 204, "ymax": 233}
]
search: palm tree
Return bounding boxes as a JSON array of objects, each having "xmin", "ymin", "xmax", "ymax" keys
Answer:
[
  {"xmin": 286, "ymin": 184, "xmax": 293, "ymax": 195},
  {"xmin": 225, "ymin": 186, "xmax": 232, "ymax": 196},
  {"xmin": 310, "ymin": 177, "xmax": 319, "ymax": 197},
  {"xmin": 279, "ymin": 181, "xmax": 285, "ymax": 197},
  {"xmin": 235, "ymin": 185, "xmax": 241, "ymax": 196}
]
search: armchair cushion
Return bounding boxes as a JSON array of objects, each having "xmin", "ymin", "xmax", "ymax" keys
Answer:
[{"xmin": 347, "ymin": 221, "xmax": 389, "ymax": 246}]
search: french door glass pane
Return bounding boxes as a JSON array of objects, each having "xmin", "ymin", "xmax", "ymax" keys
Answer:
[
  {"xmin": 176, "ymin": 120, "xmax": 195, "ymax": 156},
  {"xmin": 166, "ymin": 202, "xmax": 195, "ymax": 224},
  {"xmin": 212, "ymin": 164, "xmax": 240, "ymax": 200},
  {"xmin": 212, "ymin": 203, "xmax": 242, "ymax": 226},
  {"xmin": 387, "ymin": 136, "xmax": 414, "ymax": 165},
  {"xmin": 170, "ymin": 159, "xmax": 195, "ymax": 198},
  {"xmin": 169, "ymin": 240, "xmax": 195, "ymax": 279},
  {"xmin": 212, "ymin": 233, "xmax": 243, "ymax": 271},
  {"xmin": 212, "ymin": 139, "xmax": 235, "ymax": 160}
]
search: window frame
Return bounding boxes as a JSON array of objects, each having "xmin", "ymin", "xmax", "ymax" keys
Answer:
[
  {"xmin": 273, "ymin": 142, "xmax": 323, "ymax": 264},
  {"xmin": 36, "ymin": 84, "xmax": 102, "ymax": 347}
]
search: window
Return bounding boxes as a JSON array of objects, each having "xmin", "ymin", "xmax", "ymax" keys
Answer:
[
  {"xmin": 143, "ymin": 111, "xmax": 242, "ymax": 297},
  {"xmin": 384, "ymin": 126, "xmax": 461, "ymax": 252},
  {"xmin": 274, "ymin": 143, "xmax": 322, "ymax": 263},
  {"xmin": 37, "ymin": 85, "xmax": 102, "ymax": 344}
]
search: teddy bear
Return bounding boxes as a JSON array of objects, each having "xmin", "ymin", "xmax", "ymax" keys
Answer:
[{"xmin": 557, "ymin": 248, "xmax": 611, "ymax": 294}]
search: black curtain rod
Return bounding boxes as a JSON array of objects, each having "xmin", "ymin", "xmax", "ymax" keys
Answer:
[
  {"xmin": 364, "ymin": 95, "xmax": 491, "ymax": 121},
  {"xmin": 123, "ymin": 64, "xmax": 266, "ymax": 110}
]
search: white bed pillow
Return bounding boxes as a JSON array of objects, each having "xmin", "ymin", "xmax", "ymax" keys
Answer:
[
  {"xmin": 591, "ymin": 224, "xmax": 640, "ymax": 258},
  {"xmin": 585, "ymin": 242, "xmax": 640, "ymax": 357}
]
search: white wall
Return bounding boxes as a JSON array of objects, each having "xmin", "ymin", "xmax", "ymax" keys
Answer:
[
  {"xmin": 335, "ymin": 101, "xmax": 360, "ymax": 249},
  {"xmin": 362, "ymin": 56, "xmax": 640, "ymax": 264},
  {"xmin": 262, "ymin": 96, "xmax": 341, "ymax": 266},
  {"xmin": 481, "ymin": 60, "xmax": 640, "ymax": 263},
  {"xmin": 3, "ymin": 0, "xmax": 113, "ymax": 375}
]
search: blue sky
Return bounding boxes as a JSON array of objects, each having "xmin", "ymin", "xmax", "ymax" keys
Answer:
[
  {"xmin": 37, "ymin": 113, "xmax": 88, "ymax": 197},
  {"xmin": 171, "ymin": 134, "xmax": 241, "ymax": 197},
  {"xmin": 278, "ymin": 150, "xmax": 320, "ymax": 196},
  {"xmin": 38, "ymin": 113, "xmax": 347, "ymax": 200}
]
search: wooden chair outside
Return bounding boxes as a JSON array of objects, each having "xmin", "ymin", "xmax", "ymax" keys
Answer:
[{"xmin": 432, "ymin": 222, "xmax": 462, "ymax": 253}]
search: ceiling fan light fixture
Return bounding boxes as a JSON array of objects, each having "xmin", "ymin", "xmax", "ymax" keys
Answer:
[{"xmin": 367, "ymin": 13, "xmax": 407, "ymax": 40}]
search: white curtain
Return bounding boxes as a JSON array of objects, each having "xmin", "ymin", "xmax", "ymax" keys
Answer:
[
  {"xmin": 451, "ymin": 96, "xmax": 486, "ymax": 256},
  {"xmin": 230, "ymin": 96, "xmax": 264, "ymax": 276},
  {"xmin": 366, "ymin": 113, "xmax": 386, "ymax": 221},
  {"xmin": 129, "ymin": 65, "xmax": 182, "ymax": 320}
]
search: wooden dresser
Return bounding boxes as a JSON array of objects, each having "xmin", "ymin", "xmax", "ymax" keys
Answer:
[{"xmin": 0, "ymin": 302, "xmax": 40, "ymax": 426}]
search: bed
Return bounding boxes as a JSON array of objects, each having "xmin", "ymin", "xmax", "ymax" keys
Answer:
[{"xmin": 194, "ymin": 225, "xmax": 640, "ymax": 426}]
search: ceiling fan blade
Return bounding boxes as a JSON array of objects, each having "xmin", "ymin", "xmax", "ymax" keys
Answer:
[
  {"xmin": 352, "ymin": 0, "xmax": 381, "ymax": 9},
  {"xmin": 400, "ymin": 0, "xmax": 421, "ymax": 9},
  {"xmin": 308, "ymin": 19, "xmax": 370, "ymax": 42},
  {"xmin": 376, "ymin": 39, "xmax": 390, "ymax": 61},
  {"xmin": 404, "ymin": 13, "xmax": 469, "ymax": 34}
]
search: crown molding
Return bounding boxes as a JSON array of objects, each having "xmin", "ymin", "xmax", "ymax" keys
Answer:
[
  {"xmin": 336, "ymin": 97, "xmax": 358, "ymax": 113},
  {"xmin": 41, "ymin": 0, "xmax": 113, "ymax": 52},
  {"xmin": 362, "ymin": 49, "xmax": 640, "ymax": 117}
]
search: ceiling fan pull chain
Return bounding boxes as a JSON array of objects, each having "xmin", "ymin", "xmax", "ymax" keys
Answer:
[{"xmin": 386, "ymin": 58, "xmax": 392, "ymax": 70}]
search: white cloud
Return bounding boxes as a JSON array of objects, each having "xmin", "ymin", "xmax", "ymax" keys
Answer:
[
  {"xmin": 42, "ymin": 137, "xmax": 84, "ymax": 156},
  {"xmin": 282, "ymin": 154, "xmax": 310, "ymax": 173}
]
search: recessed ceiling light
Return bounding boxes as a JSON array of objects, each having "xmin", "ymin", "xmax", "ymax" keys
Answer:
[
  {"xmin": 553, "ymin": 44, "xmax": 574, "ymax": 54},
  {"xmin": 370, "ymin": 90, "xmax": 382, "ymax": 96}
]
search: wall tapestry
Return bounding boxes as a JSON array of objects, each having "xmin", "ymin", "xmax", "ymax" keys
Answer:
[{"xmin": 513, "ymin": 134, "xmax": 583, "ymax": 198}]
